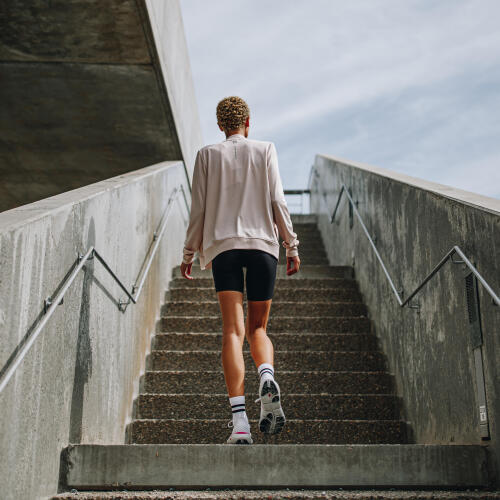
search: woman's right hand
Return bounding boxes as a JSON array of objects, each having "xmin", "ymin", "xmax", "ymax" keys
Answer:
[
  {"xmin": 286, "ymin": 255, "xmax": 300, "ymax": 275},
  {"xmin": 181, "ymin": 261, "xmax": 194, "ymax": 280}
]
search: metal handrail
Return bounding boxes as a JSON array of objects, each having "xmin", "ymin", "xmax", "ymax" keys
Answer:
[
  {"xmin": 284, "ymin": 189, "xmax": 311, "ymax": 195},
  {"xmin": 330, "ymin": 183, "xmax": 500, "ymax": 308},
  {"xmin": 284, "ymin": 189, "xmax": 311, "ymax": 215},
  {"xmin": 0, "ymin": 184, "xmax": 189, "ymax": 395},
  {"xmin": 327, "ymin": 181, "xmax": 499, "ymax": 440}
]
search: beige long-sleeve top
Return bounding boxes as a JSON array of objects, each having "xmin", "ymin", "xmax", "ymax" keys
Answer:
[{"xmin": 182, "ymin": 133, "xmax": 299, "ymax": 270}]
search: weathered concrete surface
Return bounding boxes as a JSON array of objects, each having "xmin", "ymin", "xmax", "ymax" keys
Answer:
[
  {"xmin": 0, "ymin": 161, "xmax": 190, "ymax": 500},
  {"xmin": 0, "ymin": 0, "xmax": 202, "ymax": 212},
  {"xmin": 311, "ymin": 154, "xmax": 500, "ymax": 486},
  {"xmin": 144, "ymin": 0, "xmax": 204, "ymax": 183},
  {"xmin": 50, "ymin": 489, "xmax": 500, "ymax": 500},
  {"xmin": 61, "ymin": 444, "xmax": 489, "ymax": 489}
]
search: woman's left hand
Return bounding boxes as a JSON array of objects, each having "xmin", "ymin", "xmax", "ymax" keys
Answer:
[{"xmin": 181, "ymin": 261, "xmax": 194, "ymax": 280}]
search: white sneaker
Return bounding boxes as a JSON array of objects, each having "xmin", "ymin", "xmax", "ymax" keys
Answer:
[
  {"xmin": 226, "ymin": 419, "xmax": 253, "ymax": 444},
  {"xmin": 255, "ymin": 378, "xmax": 286, "ymax": 434}
]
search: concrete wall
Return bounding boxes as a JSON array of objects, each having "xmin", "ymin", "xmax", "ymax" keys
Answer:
[
  {"xmin": 311, "ymin": 154, "xmax": 500, "ymax": 485},
  {"xmin": 0, "ymin": 0, "xmax": 202, "ymax": 212},
  {"xmin": 144, "ymin": 0, "xmax": 204, "ymax": 184},
  {"xmin": 0, "ymin": 161, "xmax": 190, "ymax": 500}
]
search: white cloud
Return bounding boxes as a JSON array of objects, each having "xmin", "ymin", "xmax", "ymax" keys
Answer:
[{"xmin": 180, "ymin": 0, "xmax": 500, "ymax": 199}]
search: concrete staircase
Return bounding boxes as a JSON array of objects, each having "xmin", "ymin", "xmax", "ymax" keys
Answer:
[
  {"xmin": 54, "ymin": 215, "xmax": 489, "ymax": 496},
  {"xmin": 126, "ymin": 218, "xmax": 404, "ymax": 446}
]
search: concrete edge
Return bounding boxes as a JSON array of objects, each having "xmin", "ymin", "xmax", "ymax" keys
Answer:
[
  {"xmin": 0, "ymin": 160, "xmax": 186, "ymax": 231},
  {"xmin": 61, "ymin": 444, "xmax": 489, "ymax": 489},
  {"xmin": 315, "ymin": 153, "xmax": 500, "ymax": 216}
]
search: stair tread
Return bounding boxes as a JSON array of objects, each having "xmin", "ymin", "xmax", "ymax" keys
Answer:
[
  {"xmin": 59, "ymin": 443, "xmax": 488, "ymax": 488},
  {"xmin": 51, "ymin": 489, "xmax": 500, "ymax": 499},
  {"xmin": 131, "ymin": 417, "xmax": 405, "ymax": 422},
  {"xmin": 154, "ymin": 331, "xmax": 372, "ymax": 336},
  {"xmin": 137, "ymin": 393, "xmax": 399, "ymax": 397},
  {"xmin": 128, "ymin": 418, "xmax": 407, "ymax": 444},
  {"xmin": 150, "ymin": 349, "xmax": 381, "ymax": 353},
  {"xmin": 162, "ymin": 315, "xmax": 367, "ymax": 318},
  {"xmin": 144, "ymin": 369, "xmax": 391, "ymax": 373},
  {"xmin": 162, "ymin": 301, "xmax": 365, "ymax": 305}
]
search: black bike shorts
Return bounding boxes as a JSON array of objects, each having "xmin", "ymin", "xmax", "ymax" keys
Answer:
[{"xmin": 211, "ymin": 249, "xmax": 278, "ymax": 301}]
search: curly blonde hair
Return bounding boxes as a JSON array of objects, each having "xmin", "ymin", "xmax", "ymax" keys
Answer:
[{"xmin": 216, "ymin": 96, "xmax": 250, "ymax": 133}]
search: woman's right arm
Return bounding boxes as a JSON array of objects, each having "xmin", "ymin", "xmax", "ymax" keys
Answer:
[{"xmin": 266, "ymin": 142, "xmax": 300, "ymax": 258}]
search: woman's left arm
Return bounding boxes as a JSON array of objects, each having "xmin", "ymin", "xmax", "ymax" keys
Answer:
[{"xmin": 182, "ymin": 149, "xmax": 207, "ymax": 266}]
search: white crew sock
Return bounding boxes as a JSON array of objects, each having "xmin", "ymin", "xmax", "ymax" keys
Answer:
[
  {"xmin": 229, "ymin": 395, "xmax": 249, "ymax": 426},
  {"xmin": 257, "ymin": 362, "xmax": 275, "ymax": 383}
]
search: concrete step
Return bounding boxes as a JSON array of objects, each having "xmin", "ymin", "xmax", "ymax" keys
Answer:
[
  {"xmin": 276, "ymin": 240, "xmax": 326, "ymax": 249},
  {"xmin": 277, "ymin": 248, "xmax": 327, "ymax": 257},
  {"xmin": 277, "ymin": 242, "xmax": 326, "ymax": 252},
  {"xmin": 290, "ymin": 214, "xmax": 318, "ymax": 223},
  {"xmin": 161, "ymin": 301, "xmax": 367, "ymax": 317},
  {"xmin": 189, "ymin": 251, "xmax": 330, "ymax": 266},
  {"xmin": 59, "ymin": 444, "xmax": 488, "ymax": 489},
  {"xmin": 290, "ymin": 222, "xmax": 322, "ymax": 231},
  {"xmin": 127, "ymin": 419, "xmax": 407, "ymax": 445},
  {"xmin": 51, "ymin": 489, "xmax": 500, "ymax": 499},
  {"xmin": 147, "ymin": 350, "xmax": 386, "ymax": 372},
  {"xmin": 170, "ymin": 277, "xmax": 359, "ymax": 289},
  {"xmin": 173, "ymin": 265, "xmax": 353, "ymax": 279},
  {"xmin": 166, "ymin": 286, "xmax": 362, "ymax": 302},
  {"xmin": 158, "ymin": 316, "xmax": 371, "ymax": 333},
  {"xmin": 133, "ymin": 394, "xmax": 401, "ymax": 420},
  {"xmin": 141, "ymin": 370, "xmax": 395, "ymax": 395},
  {"xmin": 152, "ymin": 332, "xmax": 377, "ymax": 352},
  {"xmin": 279, "ymin": 255, "xmax": 329, "ymax": 265},
  {"xmin": 291, "ymin": 229, "xmax": 324, "ymax": 238}
]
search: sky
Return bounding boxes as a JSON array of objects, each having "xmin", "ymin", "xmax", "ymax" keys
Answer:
[{"xmin": 179, "ymin": 0, "xmax": 500, "ymax": 202}]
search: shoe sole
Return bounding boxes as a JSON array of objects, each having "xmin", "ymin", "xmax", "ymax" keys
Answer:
[
  {"xmin": 258, "ymin": 379, "xmax": 286, "ymax": 435},
  {"xmin": 227, "ymin": 435, "xmax": 253, "ymax": 445}
]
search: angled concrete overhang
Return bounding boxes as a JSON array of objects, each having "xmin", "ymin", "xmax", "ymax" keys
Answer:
[{"xmin": 0, "ymin": 0, "xmax": 202, "ymax": 212}]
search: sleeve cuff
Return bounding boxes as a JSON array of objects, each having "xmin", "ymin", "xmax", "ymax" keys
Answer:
[{"xmin": 182, "ymin": 248, "xmax": 195, "ymax": 265}]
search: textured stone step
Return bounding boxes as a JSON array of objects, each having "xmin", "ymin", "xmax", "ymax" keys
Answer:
[
  {"xmin": 166, "ymin": 286, "xmax": 362, "ymax": 302},
  {"xmin": 127, "ymin": 419, "xmax": 407, "ymax": 445},
  {"xmin": 60, "ymin": 444, "xmax": 488, "ymax": 489},
  {"xmin": 141, "ymin": 370, "xmax": 394, "ymax": 395},
  {"xmin": 147, "ymin": 350, "xmax": 386, "ymax": 372},
  {"xmin": 159, "ymin": 316, "xmax": 371, "ymax": 333},
  {"xmin": 276, "ymin": 240, "xmax": 326, "ymax": 250},
  {"xmin": 278, "ymin": 258, "xmax": 330, "ymax": 267},
  {"xmin": 152, "ymin": 332, "xmax": 377, "ymax": 352},
  {"xmin": 279, "ymin": 255, "xmax": 329, "ymax": 265},
  {"xmin": 170, "ymin": 277, "xmax": 359, "ymax": 289},
  {"xmin": 288, "ymin": 230, "xmax": 324, "ymax": 240},
  {"xmin": 278, "ymin": 241, "xmax": 326, "ymax": 251},
  {"xmin": 161, "ymin": 301, "xmax": 367, "ymax": 317},
  {"xmin": 51, "ymin": 489, "xmax": 500, "ymax": 499},
  {"xmin": 173, "ymin": 265, "xmax": 353, "ymax": 279},
  {"xmin": 278, "ymin": 248, "xmax": 327, "ymax": 258},
  {"xmin": 289, "ymin": 221, "xmax": 322, "ymax": 230},
  {"xmin": 133, "ymin": 394, "xmax": 400, "ymax": 420},
  {"xmin": 290, "ymin": 214, "xmax": 318, "ymax": 223}
]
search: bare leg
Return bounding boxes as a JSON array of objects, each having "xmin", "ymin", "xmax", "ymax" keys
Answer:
[
  {"xmin": 246, "ymin": 298, "xmax": 285, "ymax": 435},
  {"xmin": 245, "ymin": 299, "xmax": 274, "ymax": 368},
  {"xmin": 216, "ymin": 290, "xmax": 245, "ymax": 398}
]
